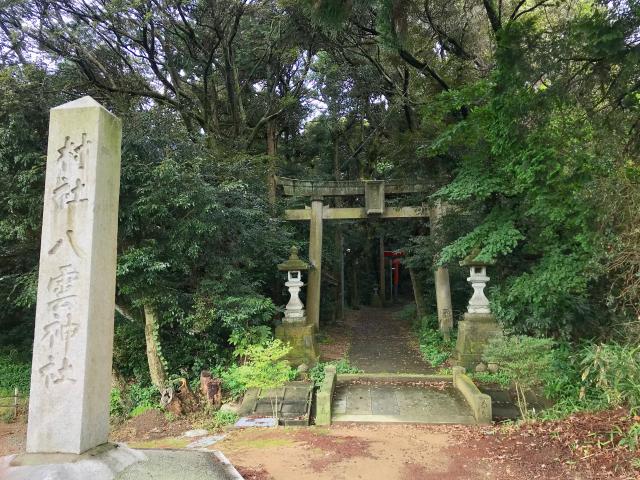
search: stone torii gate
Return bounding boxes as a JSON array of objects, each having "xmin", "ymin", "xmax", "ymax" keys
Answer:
[{"xmin": 277, "ymin": 177, "xmax": 453, "ymax": 336}]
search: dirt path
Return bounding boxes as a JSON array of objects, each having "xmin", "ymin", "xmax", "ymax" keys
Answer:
[
  {"xmin": 0, "ymin": 419, "xmax": 26, "ymax": 457},
  {"xmin": 347, "ymin": 305, "xmax": 432, "ymax": 373},
  {"xmin": 219, "ymin": 424, "xmax": 492, "ymax": 480}
]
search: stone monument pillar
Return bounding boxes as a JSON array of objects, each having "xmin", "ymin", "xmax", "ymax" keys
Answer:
[
  {"xmin": 455, "ymin": 248, "xmax": 502, "ymax": 369},
  {"xmin": 275, "ymin": 247, "xmax": 318, "ymax": 366},
  {"xmin": 26, "ymin": 97, "xmax": 122, "ymax": 455}
]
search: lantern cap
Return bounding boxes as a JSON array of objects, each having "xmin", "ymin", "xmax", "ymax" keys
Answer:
[
  {"xmin": 460, "ymin": 247, "xmax": 495, "ymax": 267},
  {"xmin": 278, "ymin": 246, "xmax": 309, "ymax": 271}
]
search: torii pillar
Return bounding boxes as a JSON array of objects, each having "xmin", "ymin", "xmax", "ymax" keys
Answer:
[{"xmin": 307, "ymin": 197, "xmax": 323, "ymax": 330}]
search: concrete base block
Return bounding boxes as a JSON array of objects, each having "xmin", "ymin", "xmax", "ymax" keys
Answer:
[
  {"xmin": 275, "ymin": 322, "xmax": 319, "ymax": 367},
  {"xmin": 1, "ymin": 446, "xmax": 243, "ymax": 480},
  {"xmin": 455, "ymin": 313, "xmax": 502, "ymax": 370},
  {"xmin": 453, "ymin": 367, "xmax": 492, "ymax": 424},
  {"xmin": 315, "ymin": 365, "xmax": 337, "ymax": 426},
  {"xmin": 1, "ymin": 443, "xmax": 145, "ymax": 480}
]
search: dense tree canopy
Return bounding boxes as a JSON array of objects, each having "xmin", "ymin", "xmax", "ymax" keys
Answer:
[{"xmin": 1, "ymin": 0, "xmax": 638, "ymax": 383}]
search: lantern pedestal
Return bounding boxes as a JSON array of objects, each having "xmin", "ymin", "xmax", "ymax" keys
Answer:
[
  {"xmin": 275, "ymin": 323, "xmax": 318, "ymax": 367},
  {"xmin": 456, "ymin": 313, "xmax": 502, "ymax": 369},
  {"xmin": 455, "ymin": 248, "xmax": 502, "ymax": 369}
]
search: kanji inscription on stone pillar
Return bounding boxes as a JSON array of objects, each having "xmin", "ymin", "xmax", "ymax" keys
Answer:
[{"xmin": 26, "ymin": 97, "xmax": 122, "ymax": 455}]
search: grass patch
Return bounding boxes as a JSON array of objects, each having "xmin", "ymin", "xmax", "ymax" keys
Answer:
[
  {"xmin": 415, "ymin": 315, "xmax": 456, "ymax": 367},
  {"xmin": 309, "ymin": 358, "xmax": 361, "ymax": 386}
]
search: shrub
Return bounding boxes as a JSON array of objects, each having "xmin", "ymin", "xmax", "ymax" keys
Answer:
[
  {"xmin": 221, "ymin": 339, "xmax": 295, "ymax": 398},
  {"xmin": 110, "ymin": 388, "xmax": 126, "ymax": 418},
  {"xmin": 482, "ymin": 335, "xmax": 556, "ymax": 418},
  {"xmin": 580, "ymin": 343, "xmax": 640, "ymax": 409},
  {"xmin": 482, "ymin": 335, "xmax": 556, "ymax": 390},
  {"xmin": 210, "ymin": 409, "xmax": 238, "ymax": 428},
  {"xmin": 0, "ymin": 351, "xmax": 31, "ymax": 393},
  {"xmin": 128, "ymin": 384, "xmax": 160, "ymax": 409}
]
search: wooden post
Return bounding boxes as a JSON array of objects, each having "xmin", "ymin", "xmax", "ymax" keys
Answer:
[{"xmin": 307, "ymin": 198, "xmax": 323, "ymax": 330}]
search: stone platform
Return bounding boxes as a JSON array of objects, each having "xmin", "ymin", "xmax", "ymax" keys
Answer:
[
  {"xmin": 0, "ymin": 444, "xmax": 243, "ymax": 480},
  {"xmin": 331, "ymin": 378, "xmax": 476, "ymax": 425}
]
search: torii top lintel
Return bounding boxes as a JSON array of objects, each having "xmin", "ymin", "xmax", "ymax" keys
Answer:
[
  {"xmin": 275, "ymin": 176, "xmax": 428, "ymax": 197},
  {"xmin": 278, "ymin": 177, "xmax": 430, "ymax": 221}
]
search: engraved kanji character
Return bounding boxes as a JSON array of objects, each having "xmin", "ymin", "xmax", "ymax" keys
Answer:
[
  {"xmin": 53, "ymin": 357, "xmax": 76, "ymax": 385},
  {"xmin": 39, "ymin": 355, "xmax": 57, "ymax": 388},
  {"xmin": 48, "ymin": 265, "xmax": 79, "ymax": 297},
  {"xmin": 41, "ymin": 316, "xmax": 79, "ymax": 349}
]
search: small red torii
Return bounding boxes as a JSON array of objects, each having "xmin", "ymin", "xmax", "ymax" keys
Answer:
[{"xmin": 384, "ymin": 250, "xmax": 405, "ymax": 295}]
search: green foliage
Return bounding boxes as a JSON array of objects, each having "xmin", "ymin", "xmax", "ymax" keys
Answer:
[
  {"xmin": 580, "ymin": 343, "xmax": 640, "ymax": 409},
  {"xmin": 130, "ymin": 405, "xmax": 159, "ymax": 418},
  {"xmin": 479, "ymin": 337, "xmax": 640, "ymax": 420},
  {"xmin": 471, "ymin": 371, "xmax": 511, "ymax": 388},
  {"xmin": 110, "ymin": 388, "xmax": 126, "ymax": 418},
  {"xmin": 0, "ymin": 351, "xmax": 31, "ymax": 393},
  {"xmin": 614, "ymin": 422, "xmax": 640, "ymax": 452},
  {"xmin": 309, "ymin": 358, "xmax": 361, "ymax": 386},
  {"xmin": 221, "ymin": 339, "xmax": 295, "ymax": 398},
  {"xmin": 482, "ymin": 335, "xmax": 556, "ymax": 390},
  {"xmin": 208, "ymin": 410, "xmax": 239, "ymax": 429},
  {"xmin": 415, "ymin": 315, "xmax": 456, "ymax": 368}
]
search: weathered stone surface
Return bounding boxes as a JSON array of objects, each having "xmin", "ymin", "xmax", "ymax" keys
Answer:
[
  {"xmin": 456, "ymin": 313, "xmax": 502, "ymax": 370},
  {"xmin": 475, "ymin": 363, "xmax": 487, "ymax": 373},
  {"xmin": 275, "ymin": 322, "xmax": 318, "ymax": 367},
  {"xmin": 306, "ymin": 199, "xmax": 323, "ymax": 329},
  {"xmin": 330, "ymin": 378, "xmax": 476, "ymax": 425},
  {"xmin": 3, "ymin": 443, "xmax": 143, "ymax": 480},
  {"xmin": 453, "ymin": 367, "xmax": 492, "ymax": 424},
  {"xmin": 315, "ymin": 365, "xmax": 336, "ymax": 426},
  {"xmin": 284, "ymin": 206, "xmax": 429, "ymax": 221},
  {"xmin": 26, "ymin": 96, "xmax": 121, "ymax": 454},
  {"xmin": 115, "ymin": 450, "xmax": 243, "ymax": 480}
]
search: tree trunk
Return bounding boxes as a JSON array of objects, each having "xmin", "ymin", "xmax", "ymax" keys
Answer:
[
  {"xmin": 223, "ymin": 43, "xmax": 244, "ymax": 136},
  {"xmin": 143, "ymin": 304, "xmax": 168, "ymax": 390},
  {"xmin": 267, "ymin": 120, "xmax": 277, "ymax": 207},
  {"xmin": 409, "ymin": 267, "xmax": 426, "ymax": 320}
]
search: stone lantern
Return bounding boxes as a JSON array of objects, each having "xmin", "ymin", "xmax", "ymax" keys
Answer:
[
  {"xmin": 275, "ymin": 246, "xmax": 319, "ymax": 367},
  {"xmin": 461, "ymin": 248, "xmax": 494, "ymax": 315},
  {"xmin": 277, "ymin": 246, "xmax": 309, "ymax": 323},
  {"xmin": 455, "ymin": 248, "xmax": 502, "ymax": 369}
]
